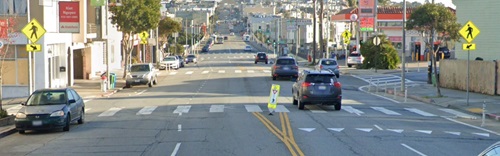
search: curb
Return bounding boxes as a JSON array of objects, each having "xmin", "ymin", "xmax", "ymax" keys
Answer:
[
  {"xmin": 0, "ymin": 125, "xmax": 16, "ymax": 138},
  {"xmin": 100, "ymin": 86, "xmax": 125, "ymax": 97}
]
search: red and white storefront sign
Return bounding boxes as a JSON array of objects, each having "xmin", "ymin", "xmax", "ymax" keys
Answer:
[
  {"xmin": 388, "ymin": 36, "xmax": 402, "ymax": 42},
  {"xmin": 59, "ymin": 1, "xmax": 80, "ymax": 33},
  {"xmin": 0, "ymin": 19, "xmax": 8, "ymax": 39}
]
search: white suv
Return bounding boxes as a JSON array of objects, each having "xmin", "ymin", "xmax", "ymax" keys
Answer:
[
  {"xmin": 160, "ymin": 56, "xmax": 180, "ymax": 70},
  {"xmin": 126, "ymin": 63, "xmax": 158, "ymax": 88},
  {"xmin": 347, "ymin": 52, "xmax": 364, "ymax": 68}
]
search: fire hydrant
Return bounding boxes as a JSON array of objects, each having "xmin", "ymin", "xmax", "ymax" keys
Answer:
[
  {"xmin": 307, "ymin": 55, "xmax": 312, "ymax": 62},
  {"xmin": 101, "ymin": 74, "xmax": 107, "ymax": 92}
]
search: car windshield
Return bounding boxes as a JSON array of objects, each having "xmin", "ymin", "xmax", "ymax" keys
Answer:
[
  {"xmin": 257, "ymin": 53, "xmax": 266, "ymax": 57},
  {"xmin": 246, "ymin": 46, "xmax": 251, "ymax": 48},
  {"xmin": 321, "ymin": 60, "xmax": 337, "ymax": 65},
  {"xmin": 26, "ymin": 91, "xmax": 67, "ymax": 106},
  {"xmin": 163, "ymin": 57, "xmax": 176, "ymax": 61},
  {"xmin": 188, "ymin": 55, "xmax": 196, "ymax": 58},
  {"xmin": 130, "ymin": 65, "xmax": 150, "ymax": 72},
  {"xmin": 349, "ymin": 53, "xmax": 361, "ymax": 57},
  {"xmin": 277, "ymin": 59, "xmax": 295, "ymax": 65},
  {"xmin": 305, "ymin": 74, "xmax": 334, "ymax": 83}
]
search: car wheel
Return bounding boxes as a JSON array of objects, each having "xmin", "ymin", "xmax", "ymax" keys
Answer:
[
  {"xmin": 298, "ymin": 99, "xmax": 305, "ymax": 110},
  {"xmin": 18, "ymin": 130, "xmax": 25, "ymax": 134},
  {"xmin": 126, "ymin": 83, "xmax": 131, "ymax": 88},
  {"xmin": 348, "ymin": 65, "xmax": 352, "ymax": 68},
  {"xmin": 292, "ymin": 97, "xmax": 298, "ymax": 105},
  {"xmin": 265, "ymin": 61, "xmax": 268, "ymax": 64},
  {"xmin": 272, "ymin": 76, "xmax": 276, "ymax": 80},
  {"xmin": 255, "ymin": 61, "xmax": 257, "ymax": 64},
  {"xmin": 334, "ymin": 103, "xmax": 342, "ymax": 110},
  {"xmin": 78, "ymin": 110, "xmax": 84, "ymax": 124},
  {"xmin": 153, "ymin": 77, "xmax": 158, "ymax": 85},
  {"xmin": 148, "ymin": 81, "xmax": 153, "ymax": 87},
  {"xmin": 336, "ymin": 75, "xmax": 339, "ymax": 78},
  {"xmin": 63, "ymin": 115, "xmax": 70, "ymax": 131}
]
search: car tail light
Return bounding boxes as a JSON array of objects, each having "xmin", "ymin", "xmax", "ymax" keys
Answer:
[
  {"xmin": 337, "ymin": 66, "xmax": 340, "ymax": 69},
  {"xmin": 302, "ymin": 95, "xmax": 309, "ymax": 99},
  {"xmin": 293, "ymin": 66, "xmax": 298, "ymax": 69},
  {"xmin": 273, "ymin": 66, "xmax": 280, "ymax": 69},
  {"xmin": 333, "ymin": 82, "xmax": 342, "ymax": 88},
  {"xmin": 302, "ymin": 82, "xmax": 312, "ymax": 87},
  {"xmin": 319, "ymin": 65, "xmax": 323, "ymax": 69}
]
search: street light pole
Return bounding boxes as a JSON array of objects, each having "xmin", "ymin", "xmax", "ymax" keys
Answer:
[{"xmin": 401, "ymin": 0, "xmax": 407, "ymax": 92}]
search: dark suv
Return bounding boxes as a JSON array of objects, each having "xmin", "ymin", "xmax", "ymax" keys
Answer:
[
  {"xmin": 292, "ymin": 70, "xmax": 342, "ymax": 110},
  {"xmin": 271, "ymin": 56, "xmax": 298, "ymax": 80},
  {"xmin": 255, "ymin": 52, "xmax": 268, "ymax": 64}
]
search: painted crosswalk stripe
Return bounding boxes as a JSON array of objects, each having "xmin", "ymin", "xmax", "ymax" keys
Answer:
[
  {"xmin": 173, "ymin": 106, "xmax": 191, "ymax": 114},
  {"xmin": 185, "ymin": 71, "xmax": 193, "ymax": 75},
  {"xmin": 404, "ymin": 108, "xmax": 436, "ymax": 117},
  {"xmin": 247, "ymin": 70, "xmax": 255, "ymax": 73},
  {"xmin": 343, "ymin": 106, "xmax": 364, "ymax": 116},
  {"xmin": 244, "ymin": 105, "xmax": 262, "ymax": 112},
  {"xmin": 169, "ymin": 72, "xmax": 177, "ymax": 75},
  {"xmin": 218, "ymin": 70, "xmax": 225, "ymax": 73},
  {"xmin": 246, "ymin": 56, "xmax": 250, "ymax": 58},
  {"xmin": 274, "ymin": 105, "xmax": 290, "ymax": 112},
  {"xmin": 343, "ymin": 99, "xmax": 363, "ymax": 105},
  {"xmin": 209, "ymin": 105, "xmax": 225, "ymax": 113},
  {"xmin": 98, "ymin": 107, "xmax": 122, "ymax": 117},
  {"xmin": 202, "ymin": 71, "xmax": 209, "ymax": 74},
  {"xmin": 263, "ymin": 70, "xmax": 271, "ymax": 73},
  {"xmin": 306, "ymin": 105, "xmax": 327, "ymax": 113},
  {"xmin": 136, "ymin": 106, "xmax": 158, "ymax": 115},
  {"xmin": 84, "ymin": 99, "xmax": 92, "ymax": 103},
  {"xmin": 84, "ymin": 108, "xmax": 92, "ymax": 112},
  {"xmin": 371, "ymin": 107, "xmax": 401, "ymax": 115},
  {"xmin": 472, "ymin": 133, "xmax": 490, "ymax": 137},
  {"xmin": 235, "ymin": 70, "xmax": 242, "ymax": 73},
  {"xmin": 214, "ymin": 56, "xmax": 217, "ymax": 59},
  {"xmin": 439, "ymin": 108, "xmax": 477, "ymax": 119},
  {"xmin": 240, "ymin": 56, "xmax": 243, "ymax": 58}
]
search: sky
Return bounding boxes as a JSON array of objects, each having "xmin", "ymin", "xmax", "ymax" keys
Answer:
[{"xmin": 391, "ymin": 0, "xmax": 456, "ymax": 8}]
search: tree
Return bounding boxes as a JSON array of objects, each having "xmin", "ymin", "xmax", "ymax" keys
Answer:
[
  {"xmin": 0, "ymin": 16, "xmax": 19, "ymax": 113},
  {"xmin": 360, "ymin": 34, "xmax": 400, "ymax": 70},
  {"xmin": 109, "ymin": 0, "xmax": 161, "ymax": 78},
  {"xmin": 406, "ymin": 3, "xmax": 460, "ymax": 97},
  {"xmin": 158, "ymin": 17, "xmax": 181, "ymax": 54}
]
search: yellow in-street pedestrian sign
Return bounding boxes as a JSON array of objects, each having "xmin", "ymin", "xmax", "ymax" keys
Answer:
[
  {"xmin": 26, "ymin": 44, "xmax": 41, "ymax": 52},
  {"xmin": 139, "ymin": 31, "xmax": 149, "ymax": 40},
  {"xmin": 459, "ymin": 21, "xmax": 480, "ymax": 43},
  {"xmin": 342, "ymin": 30, "xmax": 351, "ymax": 40},
  {"xmin": 462, "ymin": 43, "xmax": 476, "ymax": 51},
  {"xmin": 22, "ymin": 19, "xmax": 46, "ymax": 43},
  {"xmin": 267, "ymin": 84, "xmax": 280, "ymax": 109}
]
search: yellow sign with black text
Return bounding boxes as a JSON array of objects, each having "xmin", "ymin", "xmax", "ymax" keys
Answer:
[
  {"xmin": 21, "ymin": 19, "xmax": 46, "ymax": 43},
  {"xmin": 26, "ymin": 44, "xmax": 41, "ymax": 52},
  {"xmin": 462, "ymin": 43, "xmax": 476, "ymax": 51}
]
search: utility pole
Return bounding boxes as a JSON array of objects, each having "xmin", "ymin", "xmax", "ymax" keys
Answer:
[
  {"xmin": 295, "ymin": 0, "xmax": 299, "ymax": 57},
  {"xmin": 312, "ymin": 0, "xmax": 317, "ymax": 64},
  {"xmin": 401, "ymin": 0, "xmax": 406, "ymax": 91},
  {"xmin": 319, "ymin": 0, "xmax": 324, "ymax": 58}
]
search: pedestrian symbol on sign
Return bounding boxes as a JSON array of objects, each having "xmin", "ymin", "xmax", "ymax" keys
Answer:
[
  {"xmin": 466, "ymin": 24, "xmax": 473, "ymax": 39},
  {"xmin": 267, "ymin": 84, "xmax": 281, "ymax": 115}
]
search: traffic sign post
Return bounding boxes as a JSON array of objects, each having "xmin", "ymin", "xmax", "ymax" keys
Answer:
[
  {"xmin": 26, "ymin": 44, "xmax": 42, "ymax": 52},
  {"xmin": 22, "ymin": 18, "xmax": 47, "ymax": 94},
  {"xmin": 459, "ymin": 20, "xmax": 480, "ymax": 106},
  {"xmin": 267, "ymin": 84, "xmax": 281, "ymax": 115},
  {"xmin": 342, "ymin": 30, "xmax": 351, "ymax": 67}
]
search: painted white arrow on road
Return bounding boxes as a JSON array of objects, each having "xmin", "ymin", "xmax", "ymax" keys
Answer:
[
  {"xmin": 444, "ymin": 131, "xmax": 461, "ymax": 136},
  {"xmin": 387, "ymin": 129, "xmax": 404, "ymax": 133},
  {"xmin": 472, "ymin": 133, "xmax": 490, "ymax": 137},
  {"xmin": 356, "ymin": 128, "xmax": 373, "ymax": 132},
  {"xmin": 415, "ymin": 130, "xmax": 432, "ymax": 134},
  {"xmin": 327, "ymin": 128, "xmax": 344, "ymax": 132},
  {"xmin": 298, "ymin": 128, "xmax": 316, "ymax": 132}
]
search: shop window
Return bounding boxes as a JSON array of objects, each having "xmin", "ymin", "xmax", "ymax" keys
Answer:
[
  {"xmin": 392, "ymin": 42, "xmax": 402, "ymax": 49},
  {"xmin": 0, "ymin": 0, "xmax": 27, "ymax": 15},
  {"xmin": 16, "ymin": 45, "xmax": 28, "ymax": 58}
]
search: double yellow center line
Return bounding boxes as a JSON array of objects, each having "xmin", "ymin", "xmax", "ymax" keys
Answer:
[{"xmin": 252, "ymin": 112, "xmax": 304, "ymax": 156}]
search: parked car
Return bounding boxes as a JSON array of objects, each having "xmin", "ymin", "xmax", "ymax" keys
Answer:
[
  {"xmin": 436, "ymin": 47, "xmax": 451, "ymax": 60},
  {"xmin": 478, "ymin": 141, "xmax": 500, "ymax": 156},
  {"xmin": 315, "ymin": 58, "xmax": 340, "ymax": 78},
  {"xmin": 202, "ymin": 45, "xmax": 210, "ymax": 52},
  {"xmin": 347, "ymin": 52, "xmax": 364, "ymax": 68},
  {"xmin": 160, "ymin": 56, "xmax": 180, "ymax": 70},
  {"xmin": 224, "ymin": 36, "xmax": 229, "ymax": 40},
  {"xmin": 254, "ymin": 52, "xmax": 268, "ymax": 64},
  {"xmin": 185, "ymin": 54, "xmax": 197, "ymax": 64},
  {"xmin": 177, "ymin": 55, "xmax": 185, "ymax": 67},
  {"xmin": 126, "ymin": 63, "xmax": 158, "ymax": 88},
  {"xmin": 292, "ymin": 70, "xmax": 342, "ymax": 110},
  {"xmin": 271, "ymin": 56, "xmax": 299, "ymax": 80},
  {"xmin": 244, "ymin": 45, "xmax": 252, "ymax": 52},
  {"xmin": 15, "ymin": 88, "xmax": 85, "ymax": 134}
]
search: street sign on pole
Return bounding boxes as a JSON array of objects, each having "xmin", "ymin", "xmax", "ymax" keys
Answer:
[
  {"xmin": 139, "ymin": 31, "xmax": 149, "ymax": 44},
  {"xmin": 21, "ymin": 19, "xmax": 46, "ymax": 43},
  {"xmin": 459, "ymin": 20, "xmax": 480, "ymax": 106},
  {"xmin": 462, "ymin": 43, "xmax": 476, "ymax": 50}
]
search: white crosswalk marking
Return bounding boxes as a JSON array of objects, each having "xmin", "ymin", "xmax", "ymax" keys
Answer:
[
  {"xmin": 218, "ymin": 70, "xmax": 225, "ymax": 73},
  {"xmin": 343, "ymin": 106, "xmax": 364, "ymax": 115},
  {"xmin": 263, "ymin": 70, "xmax": 271, "ymax": 73},
  {"xmin": 185, "ymin": 71, "xmax": 193, "ymax": 75},
  {"xmin": 343, "ymin": 99, "xmax": 363, "ymax": 105},
  {"xmin": 137, "ymin": 106, "xmax": 158, "ymax": 115},
  {"xmin": 233, "ymin": 56, "xmax": 237, "ymax": 58},
  {"xmin": 169, "ymin": 72, "xmax": 177, "ymax": 75},
  {"xmin": 209, "ymin": 105, "xmax": 225, "ymax": 113},
  {"xmin": 371, "ymin": 107, "xmax": 401, "ymax": 115},
  {"xmin": 214, "ymin": 56, "xmax": 217, "ymax": 59},
  {"xmin": 84, "ymin": 108, "xmax": 92, "ymax": 112},
  {"xmin": 202, "ymin": 71, "xmax": 209, "ymax": 74},
  {"xmin": 247, "ymin": 70, "xmax": 255, "ymax": 73},
  {"xmin": 235, "ymin": 70, "xmax": 242, "ymax": 73},
  {"xmin": 306, "ymin": 105, "xmax": 327, "ymax": 113},
  {"xmin": 173, "ymin": 106, "xmax": 191, "ymax": 114},
  {"xmin": 245, "ymin": 105, "xmax": 263, "ymax": 112},
  {"xmin": 274, "ymin": 105, "xmax": 290, "ymax": 112},
  {"xmin": 246, "ymin": 56, "xmax": 250, "ymax": 58},
  {"xmin": 240, "ymin": 56, "xmax": 243, "ymax": 58},
  {"xmin": 98, "ymin": 107, "xmax": 122, "ymax": 117},
  {"xmin": 404, "ymin": 108, "xmax": 436, "ymax": 117},
  {"xmin": 439, "ymin": 109, "xmax": 477, "ymax": 119}
]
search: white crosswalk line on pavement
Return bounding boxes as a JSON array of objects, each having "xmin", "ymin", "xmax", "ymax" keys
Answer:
[
  {"xmin": 263, "ymin": 70, "xmax": 271, "ymax": 73},
  {"xmin": 247, "ymin": 70, "xmax": 255, "ymax": 73},
  {"xmin": 306, "ymin": 105, "xmax": 327, "ymax": 113},
  {"xmin": 343, "ymin": 106, "xmax": 364, "ymax": 115},
  {"xmin": 245, "ymin": 105, "xmax": 263, "ymax": 112},
  {"xmin": 218, "ymin": 70, "xmax": 225, "ymax": 73},
  {"xmin": 371, "ymin": 107, "xmax": 401, "ymax": 115},
  {"xmin": 173, "ymin": 106, "xmax": 191, "ymax": 114},
  {"xmin": 169, "ymin": 72, "xmax": 177, "ymax": 75},
  {"xmin": 214, "ymin": 56, "xmax": 217, "ymax": 59},
  {"xmin": 404, "ymin": 108, "xmax": 436, "ymax": 117},
  {"xmin": 85, "ymin": 108, "xmax": 92, "ymax": 112},
  {"xmin": 209, "ymin": 105, "xmax": 225, "ymax": 113},
  {"xmin": 98, "ymin": 107, "xmax": 122, "ymax": 117},
  {"xmin": 246, "ymin": 56, "xmax": 250, "ymax": 58},
  {"xmin": 137, "ymin": 106, "xmax": 158, "ymax": 115},
  {"xmin": 185, "ymin": 71, "xmax": 193, "ymax": 75},
  {"xmin": 440, "ymin": 109, "xmax": 477, "ymax": 119},
  {"xmin": 274, "ymin": 105, "xmax": 290, "ymax": 112},
  {"xmin": 235, "ymin": 70, "xmax": 242, "ymax": 73},
  {"xmin": 202, "ymin": 71, "xmax": 209, "ymax": 74}
]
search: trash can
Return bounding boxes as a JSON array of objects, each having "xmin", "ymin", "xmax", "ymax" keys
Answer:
[{"xmin": 110, "ymin": 73, "xmax": 116, "ymax": 89}]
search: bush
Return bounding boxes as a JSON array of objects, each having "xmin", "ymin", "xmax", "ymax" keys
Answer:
[
  {"xmin": 359, "ymin": 34, "xmax": 400, "ymax": 69},
  {"xmin": 0, "ymin": 109, "xmax": 8, "ymax": 118}
]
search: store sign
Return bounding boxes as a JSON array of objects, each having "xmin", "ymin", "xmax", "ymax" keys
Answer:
[
  {"xmin": 358, "ymin": 0, "xmax": 376, "ymax": 32},
  {"xmin": 0, "ymin": 19, "xmax": 7, "ymax": 39},
  {"xmin": 59, "ymin": 2, "xmax": 80, "ymax": 33}
]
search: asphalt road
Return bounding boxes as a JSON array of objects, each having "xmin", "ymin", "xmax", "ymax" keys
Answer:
[{"xmin": 0, "ymin": 35, "xmax": 499, "ymax": 156}]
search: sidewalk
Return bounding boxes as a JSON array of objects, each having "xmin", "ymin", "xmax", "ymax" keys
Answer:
[
  {"xmin": 0, "ymin": 68, "xmax": 127, "ymax": 137},
  {"xmin": 345, "ymin": 61, "xmax": 500, "ymax": 122}
]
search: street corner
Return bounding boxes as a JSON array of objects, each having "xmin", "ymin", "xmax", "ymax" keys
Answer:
[
  {"xmin": 486, "ymin": 113, "xmax": 500, "ymax": 121},
  {"xmin": 100, "ymin": 87, "xmax": 124, "ymax": 98}
]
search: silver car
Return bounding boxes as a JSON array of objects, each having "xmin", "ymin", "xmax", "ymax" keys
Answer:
[
  {"xmin": 315, "ymin": 58, "xmax": 340, "ymax": 78},
  {"xmin": 347, "ymin": 52, "xmax": 364, "ymax": 67},
  {"xmin": 126, "ymin": 63, "xmax": 158, "ymax": 88}
]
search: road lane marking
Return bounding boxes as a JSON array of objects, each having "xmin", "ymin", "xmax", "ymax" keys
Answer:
[
  {"xmin": 283, "ymin": 112, "xmax": 295, "ymax": 142},
  {"xmin": 371, "ymin": 107, "xmax": 401, "ymax": 115},
  {"xmin": 235, "ymin": 70, "xmax": 242, "ymax": 73},
  {"xmin": 444, "ymin": 131, "xmax": 461, "ymax": 136},
  {"xmin": 401, "ymin": 143, "xmax": 427, "ymax": 156},
  {"xmin": 137, "ymin": 90, "xmax": 147, "ymax": 95},
  {"xmin": 298, "ymin": 128, "xmax": 315, "ymax": 132},
  {"xmin": 209, "ymin": 105, "xmax": 224, "ymax": 113},
  {"xmin": 327, "ymin": 128, "xmax": 344, "ymax": 132},
  {"xmin": 98, "ymin": 107, "xmax": 122, "ymax": 117},
  {"xmin": 245, "ymin": 105, "xmax": 262, "ymax": 112},
  {"xmin": 247, "ymin": 70, "xmax": 255, "ymax": 73},
  {"xmin": 404, "ymin": 108, "xmax": 436, "ymax": 117},
  {"xmin": 306, "ymin": 105, "xmax": 327, "ymax": 113},
  {"xmin": 84, "ymin": 108, "xmax": 92, "ymax": 112},
  {"xmin": 202, "ymin": 71, "xmax": 209, "ymax": 74},
  {"xmin": 185, "ymin": 71, "xmax": 193, "ymax": 75},
  {"xmin": 343, "ymin": 99, "xmax": 363, "ymax": 105},
  {"xmin": 253, "ymin": 112, "xmax": 304, "ymax": 156},
  {"xmin": 439, "ymin": 108, "xmax": 477, "ymax": 119},
  {"xmin": 356, "ymin": 128, "xmax": 373, "ymax": 132},
  {"xmin": 218, "ymin": 70, "xmax": 225, "ymax": 73},
  {"xmin": 170, "ymin": 143, "xmax": 181, "ymax": 156},
  {"xmin": 173, "ymin": 106, "xmax": 191, "ymax": 114},
  {"xmin": 374, "ymin": 125, "xmax": 383, "ymax": 130},
  {"xmin": 472, "ymin": 133, "xmax": 490, "ymax": 137},
  {"xmin": 136, "ymin": 106, "xmax": 157, "ymax": 115},
  {"xmin": 178, "ymin": 124, "xmax": 182, "ymax": 132},
  {"xmin": 84, "ymin": 99, "xmax": 92, "ymax": 103},
  {"xmin": 387, "ymin": 129, "xmax": 404, "ymax": 133},
  {"xmin": 415, "ymin": 130, "xmax": 432, "ymax": 134},
  {"xmin": 343, "ymin": 106, "xmax": 364, "ymax": 116},
  {"xmin": 275, "ymin": 105, "xmax": 290, "ymax": 112},
  {"xmin": 169, "ymin": 72, "xmax": 177, "ymax": 75},
  {"xmin": 442, "ymin": 117, "xmax": 500, "ymax": 136},
  {"xmin": 263, "ymin": 70, "xmax": 271, "ymax": 73}
]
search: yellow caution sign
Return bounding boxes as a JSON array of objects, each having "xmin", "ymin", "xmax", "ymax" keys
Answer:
[
  {"xmin": 21, "ymin": 19, "xmax": 46, "ymax": 43},
  {"xmin": 342, "ymin": 30, "xmax": 351, "ymax": 44},
  {"xmin": 139, "ymin": 31, "xmax": 149, "ymax": 40},
  {"xmin": 140, "ymin": 39, "xmax": 148, "ymax": 44},
  {"xmin": 462, "ymin": 43, "xmax": 476, "ymax": 51},
  {"xmin": 267, "ymin": 84, "xmax": 280, "ymax": 109},
  {"xmin": 26, "ymin": 44, "xmax": 41, "ymax": 52},
  {"xmin": 459, "ymin": 21, "xmax": 480, "ymax": 43}
]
